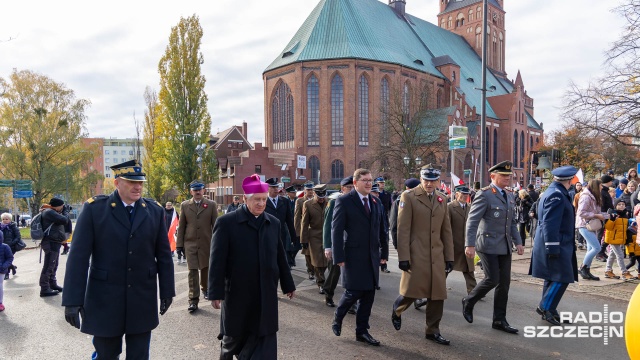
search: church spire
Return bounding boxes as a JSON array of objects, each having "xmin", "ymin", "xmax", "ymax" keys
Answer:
[{"xmin": 514, "ymin": 70, "xmax": 524, "ymax": 89}]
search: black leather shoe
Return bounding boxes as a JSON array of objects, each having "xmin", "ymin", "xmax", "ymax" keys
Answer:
[
  {"xmin": 188, "ymin": 303, "xmax": 198, "ymax": 313},
  {"xmin": 541, "ymin": 310, "xmax": 561, "ymax": 326},
  {"xmin": 414, "ymin": 299, "xmax": 428, "ymax": 309},
  {"xmin": 492, "ymin": 320, "xmax": 519, "ymax": 334},
  {"xmin": 203, "ymin": 291, "xmax": 209, "ymax": 300},
  {"xmin": 332, "ymin": 319, "xmax": 342, "ymax": 336},
  {"xmin": 40, "ymin": 289, "xmax": 59, "ymax": 297},
  {"xmin": 325, "ymin": 298, "xmax": 335, "ymax": 307},
  {"xmin": 308, "ymin": 273, "xmax": 315, "ymax": 280},
  {"xmin": 50, "ymin": 284, "xmax": 63, "ymax": 292},
  {"xmin": 391, "ymin": 309, "xmax": 402, "ymax": 330},
  {"xmin": 425, "ymin": 333, "xmax": 450, "ymax": 345},
  {"xmin": 462, "ymin": 297, "xmax": 473, "ymax": 323},
  {"xmin": 356, "ymin": 333, "xmax": 380, "ymax": 346},
  {"xmin": 319, "ymin": 287, "xmax": 326, "ymax": 295}
]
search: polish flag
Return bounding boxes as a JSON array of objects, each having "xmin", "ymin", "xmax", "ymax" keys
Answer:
[
  {"xmin": 571, "ymin": 168, "xmax": 584, "ymax": 185},
  {"xmin": 513, "ymin": 182, "xmax": 521, "ymax": 191},
  {"xmin": 450, "ymin": 172, "xmax": 464, "ymax": 186},
  {"xmin": 167, "ymin": 210, "xmax": 178, "ymax": 251}
]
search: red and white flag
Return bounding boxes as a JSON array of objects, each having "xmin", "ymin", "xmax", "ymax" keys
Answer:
[
  {"xmin": 450, "ymin": 172, "xmax": 464, "ymax": 186},
  {"xmin": 168, "ymin": 210, "xmax": 178, "ymax": 252}
]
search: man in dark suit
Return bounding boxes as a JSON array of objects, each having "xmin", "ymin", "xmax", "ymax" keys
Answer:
[
  {"xmin": 210, "ymin": 174, "xmax": 295, "ymax": 359},
  {"xmin": 265, "ymin": 178, "xmax": 297, "ymax": 268},
  {"xmin": 463, "ymin": 160, "xmax": 523, "ymax": 334},
  {"xmin": 331, "ymin": 168, "xmax": 388, "ymax": 346},
  {"xmin": 62, "ymin": 160, "xmax": 175, "ymax": 359}
]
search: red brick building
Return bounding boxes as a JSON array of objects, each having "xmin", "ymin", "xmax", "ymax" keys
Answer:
[{"xmin": 262, "ymin": 0, "xmax": 543, "ymax": 187}]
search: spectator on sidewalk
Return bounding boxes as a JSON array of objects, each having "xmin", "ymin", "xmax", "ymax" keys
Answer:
[
  {"xmin": 576, "ymin": 179, "xmax": 610, "ymax": 281},
  {"xmin": 0, "ymin": 241, "xmax": 14, "ymax": 312},
  {"xmin": 596, "ymin": 175, "xmax": 615, "ymax": 262},
  {"xmin": 603, "ymin": 199, "xmax": 635, "ymax": 280},
  {"xmin": 572, "ymin": 183, "xmax": 586, "ymax": 250},
  {"xmin": 1, "ymin": 213, "xmax": 21, "ymax": 279},
  {"xmin": 625, "ymin": 221, "xmax": 640, "ymax": 279},
  {"xmin": 619, "ymin": 180, "xmax": 636, "ymax": 213}
]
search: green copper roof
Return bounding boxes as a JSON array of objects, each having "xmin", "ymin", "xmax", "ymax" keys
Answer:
[{"xmin": 266, "ymin": 0, "xmax": 541, "ymax": 127}]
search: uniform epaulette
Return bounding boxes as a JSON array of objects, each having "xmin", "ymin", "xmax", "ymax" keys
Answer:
[
  {"xmin": 480, "ymin": 186, "xmax": 491, "ymax": 191},
  {"xmin": 86, "ymin": 194, "xmax": 108, "ymax": 204},
  {"xmin": 144, "ymin": 197, "xmax": 163, "ymax": 208}
]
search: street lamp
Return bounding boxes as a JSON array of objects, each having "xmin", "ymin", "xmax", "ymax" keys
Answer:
[
  {"xmin": 595, "ymin": 161, "xmax": 605, "ymax": 178},
  {"xmin": 415, "ymin": 157, "xmax": 422, "ymax": 167},
  {"xmin": 195, "ymin": 143, "xmax": 207, "ymax": 179}
]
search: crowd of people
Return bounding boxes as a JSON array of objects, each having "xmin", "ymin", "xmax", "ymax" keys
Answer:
[{"xmin": 3, "ymin": 158, "xmax": 639, "ymax": 359}]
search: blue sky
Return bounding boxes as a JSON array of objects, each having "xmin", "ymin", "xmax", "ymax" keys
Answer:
[{"xmin": 0, "ymin": 0, "xmax": 626, "ymax": 142}]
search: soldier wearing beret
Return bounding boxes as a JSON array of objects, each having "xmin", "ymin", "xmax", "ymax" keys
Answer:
[
  {"xmin": 392, "ymin": 164, "xmax": 454, "ymax": 345},
  {"xmin": 295, "ymin": 181, "xmax": 316, "ymax": 280},
  {"xmin": 265, "ymin": 178, "xmax": 297, "ymax": 268},
  {"xmin": 62, "ymin": 160, "xmax": 175, "ymax": 359},
  {"xmin": 529, "ymin": 166, "xmax": 579, "ymax": 326},
  {"xmin": 301, "ymin": 184, "xmax": 329, "ymax": 293},
  {"xmin": 177, "ymin": 179, "xmax": 218, "ymax": 313},
  {"xmin": 462, "ymin": 160, "xmax": 523, "ymax": 334}
]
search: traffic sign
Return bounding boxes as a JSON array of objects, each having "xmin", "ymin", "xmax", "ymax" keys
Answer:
[
  {"xmin": 281, "ymin": 177, "xmax": 291, "ymax": 183},
  {"xmin": 13, "ymin": 190, "xmax": 33, "ymax": 198},
  {"xmin": 449, "ymin": 137, "xmax": 467, "ymax": 150},
  {"xmin": 0, "ymin": 179, "xmax": 13, "ymax": 187},
  {"xmin": 449, "ymin": 126, "xmax": 468, "ymax": 138},
  {"xmin": 463, "ymin": 169, "xmax": 472, "ymax": 175},
  {"xmin": 14, "ymin": 180, "xmax": 32, "ymax": 190}
]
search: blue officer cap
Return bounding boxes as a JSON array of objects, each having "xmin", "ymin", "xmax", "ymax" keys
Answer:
[
  {"xmin": 340, "ymin": 176, "xmax": 353, "ymax": 187},
  {"xmin": 375, "ymin": 176, "xmax": 385, "ymax": 183},
  {"xmin": 111, "ymin": 160, "xmax": 146, "ymax": 181},
  {"xmin": 551, "ymin": 166, "xmax": 579, "ymax": 181},
  {"xmin": 189, "ymin": 179, "xmax": 205, "ymax": 190},
  {"xmin": 303, "ymin": 181, "xmax": 314, "ymax": 189},
  {"xmin": 404, "ymin": 178, "xmax": 420, "ymax": 189}
]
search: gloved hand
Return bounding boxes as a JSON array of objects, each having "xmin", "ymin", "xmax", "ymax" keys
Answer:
[
  {"xmin": 445, "ymin": 261, "xmax": 454, "ymax": 273},
  {"xmin": 176, "ymin": 247, "xmax": 184, "ymax": 253},
  {"xmin": 65, "ymin": 306, "xmax": 84, "ymax": 329},
  {"xmin": 630, "ymin": 252, "xmax": 635, "ymax": 257},
  {"xmin": 301, "ymin": 243, "xmax": 309, "ymax": 249},
  {"xmin": 398, "ymin": 261, "xmax": 410, "ymax": 272},
  {"xmin": 160, "ymin": 298, "xmax": 173, "ymax": 315}
]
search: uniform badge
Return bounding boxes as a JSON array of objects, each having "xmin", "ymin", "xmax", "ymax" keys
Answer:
[
  {"xmin": 141, "ymin": 202, "xmax": 146, "ymax": 207},
  {"xmin": 399, "ymin": 201, "xmax": 405, "ymax": 209},
  {"xmin": 494, "ymin": 211, "xmax": 500, "ymax": 218},
  {"xmin": 203, "ymin": 203, "xmax": 208, "ymax": 208},
  {"xmin": 437, "ymin": 196, "xmax": 443, "ymax": 203},
  {"xmin": 111, "ymin": 203, "xmax": 116, "ymax": 208}
]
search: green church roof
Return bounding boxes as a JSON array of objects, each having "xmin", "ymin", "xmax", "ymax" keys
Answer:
[{"xmin": 265, "ymin": 0, "xmax": 542, "ymax": 128}]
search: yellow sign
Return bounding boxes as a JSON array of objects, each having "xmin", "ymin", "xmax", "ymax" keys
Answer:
[{"xmin": 627, "ymin": 284, "xmax": 640, "ymax": 359}]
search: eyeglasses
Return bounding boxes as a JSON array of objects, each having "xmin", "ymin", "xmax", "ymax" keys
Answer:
[{"xmin": 358, "ymin": 179, "xmax": 373, "ymax": 184}]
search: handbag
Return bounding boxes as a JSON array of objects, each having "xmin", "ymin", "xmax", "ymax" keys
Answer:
[
  {"xmin": 14, "ymin": 238, "xmax": 27, "ymax": 252},
  {"xmin": 586, "ymin": 219, "xmax": 602, "ymax": 232}
]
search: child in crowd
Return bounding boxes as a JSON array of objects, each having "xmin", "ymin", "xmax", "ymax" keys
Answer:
[
  {"xmin": 603, "ymin": 199, "xmax": 635, "ymax": 280},
  {"xmin": 0, "ymin": 241, "xmax": 14, "ymax": 311},
  {"xmin": 626, "ymin": 221, "xmax": 640, "ymax": 279}
]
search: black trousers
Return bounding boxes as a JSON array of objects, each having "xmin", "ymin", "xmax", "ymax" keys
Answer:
[
  {"xmin": 39, "ymin": 240, "xmax": 61, "ymax": 290},
  {"xmin": 323, "ymin": 259, "xmax": 341, "ymax": 299},
  {"xmin": 466, "ymin": 251, "xmax": 512, "ymax": 321},
  {"xmin": 92, "ymin": 331, "xmax": 151, "ymax": 360},
  {"xmin": 220, "ymin": 333, "xmax": 276, "ymax": 360},
  {"xmin": 334, "ymin": 289, "xmax": 375, "ymax": 335},
  {"xmin": 518, "ymin": 223, "xmax": 527, "ymax": 247}
]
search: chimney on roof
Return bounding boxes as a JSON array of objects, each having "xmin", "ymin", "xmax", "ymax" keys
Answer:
[
  {"xmin": 389, "ymin": 0, "xmax": 406, "ymax": 16},
  {"xmin": 242, "ymin": 121, "xmax": 247, "ymax": 138}
]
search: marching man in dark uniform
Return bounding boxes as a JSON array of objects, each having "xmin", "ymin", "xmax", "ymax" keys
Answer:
[
  {"xmin": 62, "ymin": 160, "xmax": 175, "ymax": 359},
  {"xmin": 210, "ymin": 174, "xmax": 295, "ymax": 359},
  {"xmin": 177, "ymin": 180, "xmax": 218, "ymax": 313},
  {"xmin": 463, "ymin": 160, "xmax": 524, "ymax": 334},
  {"xmin": 392, "ymin": 164, "xmax": 454, "ymax": 345},
  {"xmin": 529, "ymin": 166, "xmax": 579, "ymax": 326},
  {"xmin": 284, "ymin": 185, "xmax": 301, "ymax": 265},
  {"xmin": 448, "ymin": 185, "xmax": 477, "ymax": 295},
  {"xmin": 265, "ymin": 178, "xmax": 297, "ymax": 269}
]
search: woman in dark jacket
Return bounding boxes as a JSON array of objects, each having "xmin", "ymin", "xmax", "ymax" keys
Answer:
[
  {"xmin": 619, "ymin": 180, "xmax": 637, "ymax": 213},
  {"xmin": 515, "ymin": 190, "xmax": 534, "ymax": 247},
  {"xmin": 0, "ymin": 213, "xmax": 21, "ymax": 280}
]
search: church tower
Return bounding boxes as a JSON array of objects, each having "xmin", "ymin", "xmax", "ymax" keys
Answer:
[{"xmin": 437, "ymin": 0, "xmax": 506, "ymax": 76}]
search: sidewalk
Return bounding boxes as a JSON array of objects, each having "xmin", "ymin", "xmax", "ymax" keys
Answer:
[{"xmin": 508, "ymin": 242, "xmax": 639, "ymax": 301}]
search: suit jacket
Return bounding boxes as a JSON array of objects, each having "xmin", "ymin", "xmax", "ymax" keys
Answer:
[
  {"xmin": 209, "ymin": 206, "xmax": 295, "ymax": 337},
  {"xmin": 397, "ymin": 186, "xmax": 453, "ymax": 300},
  {"xmin": 466, "ymin": 184, "xmax": 521, "ymax": 254},
  {"xmin": 265, "ymin": 195, "xmax": 297, "ymax": 252},
  {"xmin": 62, "ymin": 191, "xmax": 175, "ymax": 337},
  {"xmin": 331, "ymin": 190, "xmax": 387, "ymax": 291},
  {"xmin": 301, "ymin": 198, "xmax": 327, "ymax": 268},
  {"xmin": 177, "ymin": 198, "xmax": 218, "ymax": 270},
  {"xmin": 448, "ymin": 200, "xmax": 473, "ymax": 272}
]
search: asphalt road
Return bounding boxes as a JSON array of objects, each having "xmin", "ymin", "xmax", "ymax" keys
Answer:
[{"xmin": 0, "ymin": 245, "xmax": 634, "ymax": 360}]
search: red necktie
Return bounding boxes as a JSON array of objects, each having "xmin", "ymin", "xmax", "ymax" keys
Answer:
[{"xmin": 363, "ymin": 197, "xmax": 371, "ymax": 217}]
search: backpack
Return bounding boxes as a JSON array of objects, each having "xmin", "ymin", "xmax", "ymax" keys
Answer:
[{"xmin": 30, "ymin": 213, "xmax": 52, "ymax": 240}]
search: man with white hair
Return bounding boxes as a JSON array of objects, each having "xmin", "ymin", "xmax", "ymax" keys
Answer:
[{"xmin": 210, "ymin": 174, "xmax": 295, "ymax": 359}]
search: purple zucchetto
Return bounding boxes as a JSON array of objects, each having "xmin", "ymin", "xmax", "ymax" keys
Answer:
[{"xmin": 242, "ymin": 174, "xmax": 269, "ymax": 194}]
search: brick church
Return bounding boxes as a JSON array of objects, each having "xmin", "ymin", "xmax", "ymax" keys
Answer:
[{"xmin": 262, "ymin": 0, "xmax": 543, "ymax": 187}]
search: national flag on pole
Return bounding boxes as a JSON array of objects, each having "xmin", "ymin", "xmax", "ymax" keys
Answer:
[
  {"xmin": 440, "ymin": 182, "xmax": 451, "ymax": 195},
  {"xmin": 572, "ymin": 168, "xmax": 584, "ymax": 185},
  {"xmin": 451, "ymin": 172, "xmax": 464, "ymax": 186},
  {"xmin": 513, "ymin": 182, "xmax": 521, "ymax": 191},
  {"xmin": 167, "ymin": 210, "xmax": 178, "ymax": 251}
]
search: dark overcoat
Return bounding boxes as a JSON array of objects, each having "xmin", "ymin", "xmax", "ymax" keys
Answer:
[
  {"xmin": 209, "ymin": 206, "xmax": 295, "ymax": 338},
  {"xmin": 331, "ymin": 190, "xmax": 387, "ymax": 291},
  {"xmin": 62, "ymin": 191, "xmax": 175, "ymax": 337},
  {"xmin": 265, "ymin": 195, "xmax": 297, "ymax": 253},
  {"xmin": 529, "ymin": 181, "xmax": 579, "ymax": 283}
]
